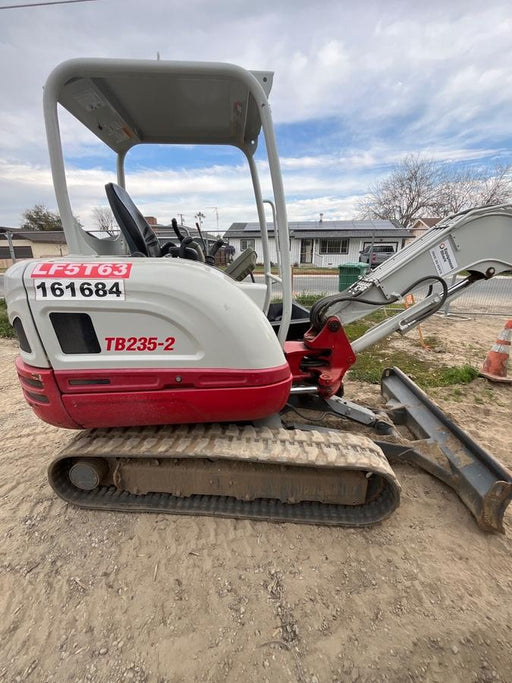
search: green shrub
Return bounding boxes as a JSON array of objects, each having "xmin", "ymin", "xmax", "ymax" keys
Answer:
[{"xmin": 0, "ymin": 299, "xmax": 15, "ymax": 339}]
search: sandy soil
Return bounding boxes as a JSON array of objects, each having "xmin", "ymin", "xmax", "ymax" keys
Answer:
[{"xmin": 1, "ymin": 314, "xmax": 512, "ymax": 683}]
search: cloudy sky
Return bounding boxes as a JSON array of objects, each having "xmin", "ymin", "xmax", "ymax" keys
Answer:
[{"xmin": 1, "ymin": 0, "xmax": 512, "ymax": 234}]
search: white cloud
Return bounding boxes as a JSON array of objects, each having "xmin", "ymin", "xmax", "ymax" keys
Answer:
[{"xmin": 1, "ymin": 0, "xmax": 512, "ymax": 229}]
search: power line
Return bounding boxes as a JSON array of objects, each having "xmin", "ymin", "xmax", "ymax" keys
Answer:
[{"xmin": 0, "ymin": 0, "xmax": 96, "ymax": 9}]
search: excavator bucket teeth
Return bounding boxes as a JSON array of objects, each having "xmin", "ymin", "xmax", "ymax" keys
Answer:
[{"xmin": 380, "ymin": 367, "xmax": 512, "ymax": 533}]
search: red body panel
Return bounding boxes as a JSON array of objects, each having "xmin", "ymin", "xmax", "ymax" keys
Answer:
[
  {"xmin": 61, "ymin": 380, "xmax": 291, "ymax": 428},
  {"xmin": 53, "ymin": 366, "xmax": 290, "ymax": 393},
  {"xmin": 284, "ymin": 319, "xmax": 356, "ymax": 397},
  {"xmin": 15, "ymin": 357, "xmax": 292, "ymax": 429},
  {"xmin": 15, "ymin": 356, "xmax": 80, "ymax": 429}
]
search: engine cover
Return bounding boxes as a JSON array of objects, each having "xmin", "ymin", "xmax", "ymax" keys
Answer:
[{"xmin": 7, "ymin": 257, "xmax": 292, "ymax": 428}]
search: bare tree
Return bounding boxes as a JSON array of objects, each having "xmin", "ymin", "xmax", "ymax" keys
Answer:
[
  {"xmin": 436, "ymin": 166, "xmax": 478, "ymax": 215},
  {"xmin": 358, "ymin": 155, "xmax": 512, "ymax": 227},
  {"xmin": 472, "ymin": 163, "xmax": 511, "ymax": 206},
  {"xmin": 93, "ymin": 207, "xmax": 118, "ymax": 236},
  {"xmin": 437, "ymin": 163, "xmax": 512, "ymax": 215}
]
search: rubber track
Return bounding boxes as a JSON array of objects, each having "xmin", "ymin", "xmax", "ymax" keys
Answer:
[{"xmin": 48, "ymin": 424, "xmax": 401, "ymax": 526}]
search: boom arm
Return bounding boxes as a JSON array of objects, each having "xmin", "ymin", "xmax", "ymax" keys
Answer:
[{"xmin": 310, "ymin": 204, "xmax": 512, "ymax": 352}]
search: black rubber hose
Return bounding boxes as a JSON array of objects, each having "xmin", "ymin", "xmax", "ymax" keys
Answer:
[{"xmin": 310, "ymin": 275, "xmax": 449, "ymax": 331}]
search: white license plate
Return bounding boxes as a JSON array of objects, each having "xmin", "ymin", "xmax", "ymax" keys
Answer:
[{"xmin": 34, "ymin": 279, "xmax": 125, "ymax": 300}]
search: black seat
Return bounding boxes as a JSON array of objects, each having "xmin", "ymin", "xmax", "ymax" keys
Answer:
[{"xmin": 105, "ymin": 183, "xmax": 161, "ymax": 257}]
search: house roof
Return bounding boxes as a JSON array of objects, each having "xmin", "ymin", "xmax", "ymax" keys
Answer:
[
  {"xmin": 224, "ymin": 219, "xmax": 411, "ymax": 239},
  {"xmin": 286, "ymin": 229, "xmax": 410, "ymax": 239},
  {"xmin": 412, "ymin": 217, "xmax": 441, "ymax": 228},
  {"xmin": 0, "ymin": 226, "xmax": 22, "ymax": 232},
  {"xmin": 0, "ymin": 229, "xmax": 67, "ymax": 243}
]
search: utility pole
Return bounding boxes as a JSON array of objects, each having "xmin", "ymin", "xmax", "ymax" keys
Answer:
[
  {"xmin": 6, "ymin": 231, "xmax": 16, "ymax": 262},
  {"xmin": 208, "ymin": 206, "xmax": 219, "ymax": 232},
  {"xmin": 195, "ymin": 211, "xmax": 205, "ymax": 227}
]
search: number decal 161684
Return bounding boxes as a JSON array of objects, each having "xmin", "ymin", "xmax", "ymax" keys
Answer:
[{"xmin": 34, "ymin": 279, "xmax": 125, "ymax": 300}]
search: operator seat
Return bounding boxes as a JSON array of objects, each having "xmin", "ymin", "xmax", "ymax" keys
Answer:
[
  {"xmin": 105, "ymin": 183, "xmax": 204, "ymax": 261},
  {"xmin": 105, "ymin": 183, "xmax": 161, "ymax": 257}
]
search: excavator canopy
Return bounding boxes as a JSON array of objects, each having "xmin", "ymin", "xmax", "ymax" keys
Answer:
[
  {"xmin": 48, "ymin": 59, "xmax": 273, "ymax": 154},
  {"xmin": 43, "ymin": 59, "xmax": 293, "ymax": 336}
]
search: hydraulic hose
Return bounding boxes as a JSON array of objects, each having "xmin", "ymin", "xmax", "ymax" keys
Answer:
[{"xmin": 310, "ymin": 275, "xmax": 449, "ymax": 331}]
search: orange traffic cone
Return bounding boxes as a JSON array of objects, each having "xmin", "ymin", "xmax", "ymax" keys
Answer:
[{"xmin": 480, "ymin": 320, "xmax": 512, "ymax": 383}]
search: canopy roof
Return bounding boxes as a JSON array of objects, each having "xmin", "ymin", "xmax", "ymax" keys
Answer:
[{"xmin": 49, "ymin": 59, "xmax": 273, "ymax": 155}]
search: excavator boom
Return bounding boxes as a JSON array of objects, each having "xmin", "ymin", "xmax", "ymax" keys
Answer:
[{"xmin": 310, "ymin": 204, "xmax": 512, "ymax": 351}]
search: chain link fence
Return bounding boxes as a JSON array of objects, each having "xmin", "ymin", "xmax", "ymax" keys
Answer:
[{"xmin": 440, "ymin": 275, "xmax": 511, "ymax": 316}]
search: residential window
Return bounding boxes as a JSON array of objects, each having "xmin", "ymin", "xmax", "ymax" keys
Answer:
[
  {"xmin": 240, "ymin": 238, "xmax": 255, "ymax": 251},
  {"xmin": 319, "ymin": 239, "xmax": 349, "ymax": 255},
  {"xmin": 0, "ymin": 246, "xmax": 34, "ymax": 258}
]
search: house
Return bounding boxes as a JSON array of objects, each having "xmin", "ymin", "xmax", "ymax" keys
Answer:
[
  {"xmin": 0, "ymin": 228, "xmax": 68, "ymax": 268},
  {"xmin": 223, "ymin": 218, "xmax": 412, "ymax": 267},
  {"xmin": 409, "ymin": 217, "xmax": 441, "ymax": 240}
]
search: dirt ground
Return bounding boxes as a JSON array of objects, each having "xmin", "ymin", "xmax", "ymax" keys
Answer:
[{"xmin": 1, "ymin": 314, "xmax": 512, "ymax": 683}]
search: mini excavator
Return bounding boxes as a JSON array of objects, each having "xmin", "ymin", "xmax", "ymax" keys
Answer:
[{"xmin": 5, "ymin": 59, "xmax": 512, "ymax": 531}]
